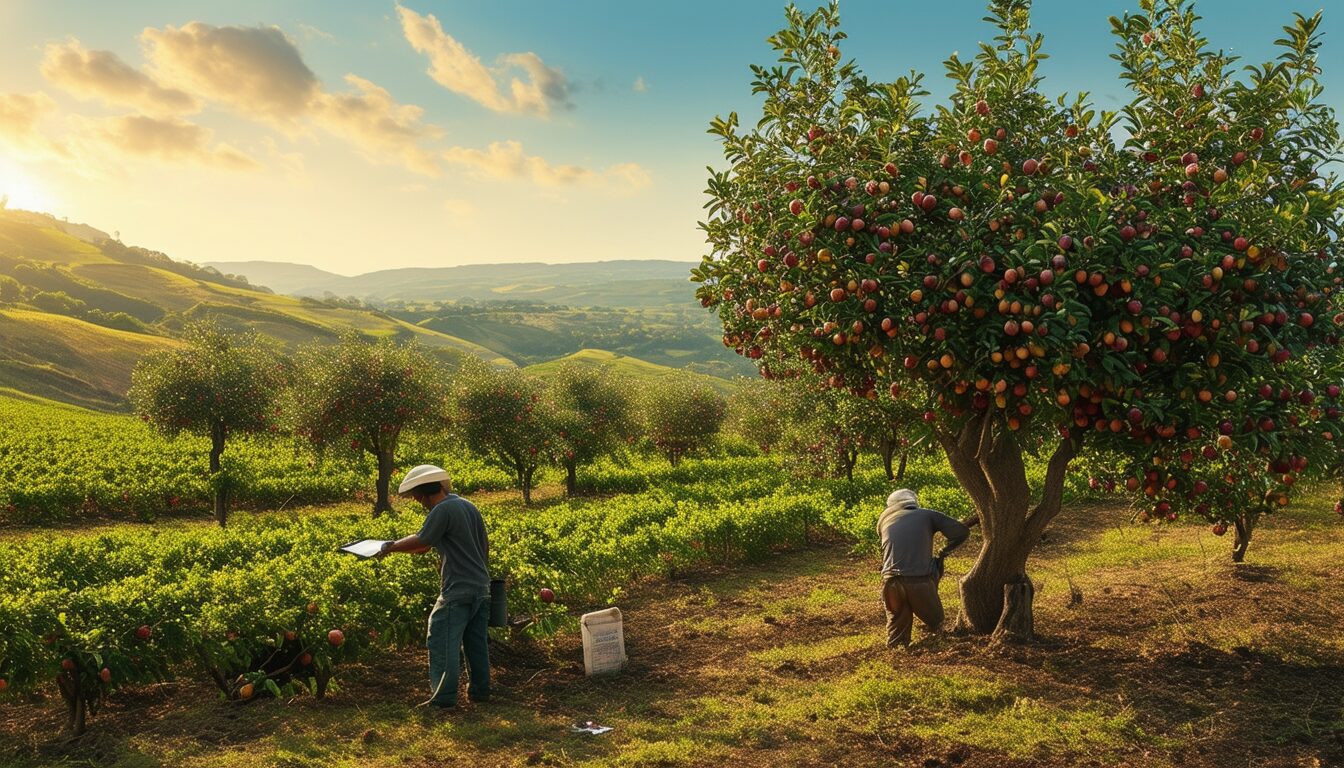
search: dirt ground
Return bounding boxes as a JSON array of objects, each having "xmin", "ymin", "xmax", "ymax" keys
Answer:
[{"xmin": 3, "ymin": 504, "xmax": 1342, "ymax": 768}]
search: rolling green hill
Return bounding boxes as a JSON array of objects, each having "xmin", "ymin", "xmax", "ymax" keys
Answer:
[
  {"xmin": 205, "ymin": 259, "xmax": 701, "ymax": 309},
  {"xmin": 524, "ymin": 349, "xmax": 739, "ymax": 395},
  {"xmin": 0, "ymin": 210, "xmax": 511, "ymax": 410}
]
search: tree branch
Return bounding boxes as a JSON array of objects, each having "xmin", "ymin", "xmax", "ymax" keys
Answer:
[{"xmin": 1024, "ymin": 433, "xmax": 1083, "ymax": 542}]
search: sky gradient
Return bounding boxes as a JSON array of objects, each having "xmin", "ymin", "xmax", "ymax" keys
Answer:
[{"xmin": 1, "ymin": 1, "xmax": 1340, "ymax": 275}]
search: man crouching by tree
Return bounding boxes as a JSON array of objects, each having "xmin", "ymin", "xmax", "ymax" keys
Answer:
[
  {"xmin": 877, "ymin": 489, "xmax": 970, "ymax": 648},
  {"xmin": 377, "ymin": 464, "xmax": 491, "ymax": 709}
]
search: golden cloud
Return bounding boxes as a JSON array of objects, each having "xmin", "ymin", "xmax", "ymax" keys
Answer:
[
  {"xmin": 397, "ymin": 5, "xmax": 571, "ymax": 117},
  {"xmin": 42, "ymin": 39, "xmax": 199, "ymax": 115},
  {"xmin": 93, "ymin": 115, "xmax": 258, "ymax": 170},
  {"xmin": 442, "ymin": 140, "xmax": 649, "ymax": 193}
]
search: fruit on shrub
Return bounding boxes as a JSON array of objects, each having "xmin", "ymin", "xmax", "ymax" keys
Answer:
[
  {"xmin": 975, "ymin": 99, "xmax": 990, "ymax": 115},
  {"xmin": 299, "ymin": 652, "xmax": 313, "ymax": 666},
  {"xmin": 136, "ymin": 625, "xmax": 152, "ymax": 641},
  {"xmin": 307, "ymin": 602, "xmax": 318, "ymax": 615},
  {"xmin": 0, "ymin": 678, "xmax": 7, "ymax": 692},
  {"xmin": 239, "ymin": 683, "xmax": 255, "ymax": 700},
  {"xmin": 328, "ymin": 629, "xmax": 345, "ymax": 647},
  {"xmin": 284, "ymin": 630, "xmax": 297, "ymax": 642},
  {"xmin": 1212, "ymin": 522, "xmax": 1227, "ymax": 536},
  {"xmin": 61, "ymin": 659, "xmax": 76, "ymax": 672},
  {"xmin": 99, "ymin": 668, "xmax": 112, "ymax": 683},
  {"xmin": 540, "ymin": 588, "xmax": 556, "ymax": 603}
]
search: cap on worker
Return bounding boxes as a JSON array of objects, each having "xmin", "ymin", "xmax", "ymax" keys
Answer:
[
  {"xmin": 887, "ymin": 488, "xmax": 919, "ymax": 510},
  {"xmin": 397, "ymin": 464, "xmax": 450, "ymax": 494}
]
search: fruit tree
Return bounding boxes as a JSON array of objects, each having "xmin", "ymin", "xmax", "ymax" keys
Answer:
[
  {"xmin": 641, "ymin": 373, "xmax": 728, "ymax": 467},
  {"xmin": 129, "ymin": 321, "xmax": 284, "ymax": 527},
  {"xmin": 695, "ymin": 0, "xmax": 1343, "ymax": 637},
  {"xmin": 547, "ymin": 364, "xmax": 637, "ymax": 496},
  {"xmin": 293, "ymin": 334, "xmax": 449, "ymax": 515},
  {"xmin": 454, "ymin": 359, "xmax": 556, "ymax": 504}
]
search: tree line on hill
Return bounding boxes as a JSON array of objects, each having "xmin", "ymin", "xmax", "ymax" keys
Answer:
[
  {"xmin": 129, "ymin": 320, "xmax": 944, "ymax": 527},
  {"xmin": 128, "ymin": 322, "xmax": 733, "ymax": 525}
]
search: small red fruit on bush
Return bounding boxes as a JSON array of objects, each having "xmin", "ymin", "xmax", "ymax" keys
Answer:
[
  {"xmin": 539, "ymin": 588, "xmax": 555, "ymax": 603},
  {"xmin": 328, "ymin": 629, "xmax": 345, "ymax": 647}
]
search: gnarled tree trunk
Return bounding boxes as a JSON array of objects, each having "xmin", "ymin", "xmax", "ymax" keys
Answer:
[{"xmin": 936, "ymin": 413, "xmax": 1079, "ymax": 635}]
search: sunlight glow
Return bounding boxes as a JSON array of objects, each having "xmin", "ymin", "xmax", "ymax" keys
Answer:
[{"xmin": 0, "ymin": 158, "xmax": 54, "ymax": 213}]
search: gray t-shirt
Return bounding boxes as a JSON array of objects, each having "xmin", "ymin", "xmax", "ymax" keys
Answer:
[
  {"xmin": 416, "ymin": 494, "xmax": 490, "ymax": 600},
  {"xmin": 879, "ymin": 506, "xmax": 971, "ymax": 578}
]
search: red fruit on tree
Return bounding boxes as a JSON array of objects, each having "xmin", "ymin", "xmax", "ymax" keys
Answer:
[
  {"xmin": 975, "ymin": 99, "xmax": 990, "ymax": 115},
  {"xmin": 539, "ymin": 588, "xmax": 556, "ymax": 603},
  {"xmin": 328, "ymin": 629, "xmax": 345, "ymax": 647},
  {"xmin": 136, "ymin": 625, "xmax": 152, "ymax": 641}
]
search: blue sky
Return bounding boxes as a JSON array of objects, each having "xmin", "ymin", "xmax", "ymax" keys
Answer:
[{"xmin": 0, "ymin": 1, "xmax": 1339, "ymax": 274}]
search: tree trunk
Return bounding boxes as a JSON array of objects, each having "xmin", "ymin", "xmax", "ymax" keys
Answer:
[
  {"xmin": 57, "ymin": 670, "xmax": 86, "ymax": 736},
  {"xmin": 565, "ymin": 462, "xmax": 578, "ymax": 497},
  {"xmin": 880, "ymin": 439, "xmax": 896, "ymax": 481},
  {"xmin": 990, "ymin": 576, "xmax": 1035, "ymax": 644},
  {"xmin": 373, "ymin": 449, "xmax": 394, "ymax": 517},
  {"xmin": 896, "ymin": 450, "xmax": 909, "ymax": 481},
  {"xmin": 1231, "ymin": 511, "xmax": 1260, "ymax": 563},
  {"xmin": 521, "ymin": 465, "xmax": 534, "ymax": 505},
  {"xmin": 210, "ymin": 421, "xmax": 227, "ymax": 528},
  {"xmin": 935, "ymin": 413, "xmax": 1080, "ymax": 635}
]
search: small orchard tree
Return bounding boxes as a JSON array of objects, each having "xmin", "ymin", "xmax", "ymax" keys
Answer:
[
  {"xmin": 129, "ymin": 321, "xmax": 283, "ymax": 527},
  {"xmin": 728, "ymin": 376, "xmax": 794, "ymax": 454},
  {"xmin": 696, "ymin": 0, "xmax": 1343, "ymax": 637},
  {"xmin": 293, "ymin": 335, "xmax": 449, "ymax": 516},
  {"xmin": 454, "ymin": 359, "xmax": 555, "ymax": 504},
  {"xmin": 547, "ymin": 365, "xmax": 636, "ymax": 496},
  {"xmin": 642, "ymin": 374, "xmax": 728, "ymax": 466}
]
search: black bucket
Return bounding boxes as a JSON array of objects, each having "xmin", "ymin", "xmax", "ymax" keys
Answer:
[{"xmin": 489, "ymin": 578, "xmax": 507, "ymax": 627}]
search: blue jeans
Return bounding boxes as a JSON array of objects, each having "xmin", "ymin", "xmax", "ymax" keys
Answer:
[{"xmin": 426, "ymin": 595, "xmax": 491, "ymax": 707}]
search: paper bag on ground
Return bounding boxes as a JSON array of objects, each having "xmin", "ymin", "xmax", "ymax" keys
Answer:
[{"xmin": 580, "ymin": 607, "xmax": 626, "ymax": 676}]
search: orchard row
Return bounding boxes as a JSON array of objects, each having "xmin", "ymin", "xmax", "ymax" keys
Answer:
[{"xmin": 0, "ymin": 453, "xmax": 991, "ymax": 735}]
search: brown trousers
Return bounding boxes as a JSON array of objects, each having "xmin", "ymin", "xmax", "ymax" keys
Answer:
[{"xmin": 882, "ymin": 574, "xmax": 944, "ymax": 647}]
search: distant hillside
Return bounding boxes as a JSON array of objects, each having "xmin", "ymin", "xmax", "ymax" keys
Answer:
[
  {"xmin": 205, "ymin": 259, "xmax": 700, "ymax": 309},
  {"xmin": 0, "ymin": 210, "xmax": 511, "ymax": 410},
  {"xmin": 524, "ymin": 350, "xmax": 739, "ymax": 396}
]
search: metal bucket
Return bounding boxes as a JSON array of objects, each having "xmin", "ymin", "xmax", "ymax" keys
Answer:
[{"xmin": 489, "ymin": 578, "xmax": 507, "ymax": 627}]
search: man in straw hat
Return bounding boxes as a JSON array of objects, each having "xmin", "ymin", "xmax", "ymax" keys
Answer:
[
  {"xmin": 877, "ymin": 488, "xmax": 970, "ymax": 648},
  {"xmin": 377, "ymin": 464, "xmax": 491, "ymax": 709}
]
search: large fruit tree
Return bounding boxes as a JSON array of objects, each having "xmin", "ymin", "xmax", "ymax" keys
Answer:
[{"xmin": 695, "ymin": 0, "xmax": 1344, "ymax": 636}]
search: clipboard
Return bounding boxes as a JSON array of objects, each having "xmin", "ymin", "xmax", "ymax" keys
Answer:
[{"xmin": 337, "ymin": 539, "xmax": 392, "ymax": 559}]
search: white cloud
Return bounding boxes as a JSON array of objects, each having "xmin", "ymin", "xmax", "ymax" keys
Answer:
[
  {"xmin": 0, "ymin": 92, "xmax": 68, "ymax": 159},
  {"xmin": 41, "ymin": 39, "xmax": 199, "ymax": 115},
  {"xmin": 633, "ymin": 76, "xmax": 647, "ymax": 93},
  {"xmin": 313, "ymin": 75, "xmax": 442, "ymax": 176},
  {"xmin": 396, "ymin": 5, "xmax": 572, "ymax": 117},
  {"xmin": 442, "ymin": 140, "xmax": 649, "ymax": 193},
  {"xmin": 92, "ymin": 115, "xmax": 258, "ymax": 170},
  {"xmin": 298, "ymin": 24, "xmax": 334, "ymax": 43},
  {"xmin": 143, "ymin": 22, "xmax": 320, "ymax": 122}
]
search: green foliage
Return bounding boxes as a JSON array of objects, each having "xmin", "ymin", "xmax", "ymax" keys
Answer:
[
  {"xmin": 292, "ymin": 335, "xmax": 449, "ymax": 513},
  {"xmin": 641, "ymin": 373, "xmax": 728, "ymax": 466},
  {"xmin": 453, "ymin": 359, "xmax": 557, "ymax": 502},
  {"xmin": 129, "ymin": 322, "xmax": 283, "ymax": 442},
  {"xmin": 695, "ymin": 0, "xmax": 1344, "ymax": 527},
  {"xmin": 547, "ymin": 364, "xmax": 637, "ymax": 492}
]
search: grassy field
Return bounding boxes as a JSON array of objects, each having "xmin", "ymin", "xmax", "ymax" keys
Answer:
[
  {"xmin": 524, "ymin": 350, "xmax": 740, "ymax": 396},
  {"xmin": 1, "ymin": 477, "xmax": 1340, "ymax": 768},
  {"xmin": 0, "ymin": 210, "xmax": 510, "ymax": 409}
]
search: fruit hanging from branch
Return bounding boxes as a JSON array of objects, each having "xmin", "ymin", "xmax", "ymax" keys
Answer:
[{"xmin": 695, "ymin": 0, "xmax": 1344, "ymax": 633}]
